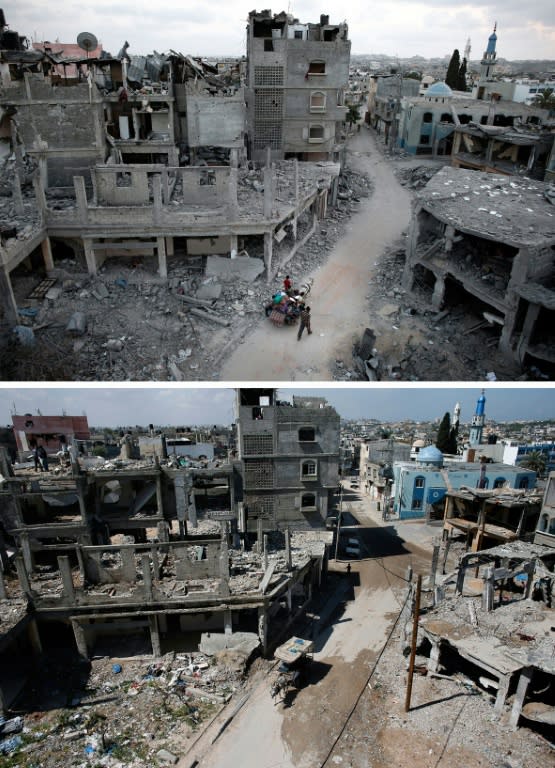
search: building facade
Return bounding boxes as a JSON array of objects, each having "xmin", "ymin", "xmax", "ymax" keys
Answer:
[
  {"xmin": 236, "ymin": 389, "xmax": 340, "ymax": 529},
  {"xmin": 246, "ymin": 10, "xmax": 350, "ymax": 163},
  {"xmin": 392, "ymin": 444, "xmax": 536, "ymax": 520}
]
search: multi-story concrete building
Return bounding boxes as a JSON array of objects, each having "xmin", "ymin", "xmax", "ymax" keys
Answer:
[
  {"xmin": 246, "ymin": 10, "xmax": 350, "ymax": 163},
  {"xmin": 236, "ymin": 389, "xmax": 340, "ymax": 528}
]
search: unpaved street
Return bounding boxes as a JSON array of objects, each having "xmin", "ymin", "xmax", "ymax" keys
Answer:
[
  {"xmin": 221, "ymin": 131, "xmax": 412, "ymax": 380},
  {"xmin": 185, "ymin": 502, "xmax": 426, "ymax": 768}
]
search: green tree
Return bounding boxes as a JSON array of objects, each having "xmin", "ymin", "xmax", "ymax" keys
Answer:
[
  {"xmin": 445, "ymin": 49, "xmax": 461, "ymax": 90},
  {"xmin": 532, "ymin": 88, "xmax": 555, "ymax": 112},
  {"xmin": 519, "ymin": 451, "xmax": 546, "ymax": 478},
  {"xmin": 457, "ymin": 58, "xmax": 467, "ymax": 91},
  {"xmin": 436, "ymin": 412, "xmax": 451, "ymax": 453},
  {"xmin": 346, "ymin": 104, "xmax": 361, "ymax": 127}
]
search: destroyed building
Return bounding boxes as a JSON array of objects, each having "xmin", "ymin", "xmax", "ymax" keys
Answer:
[
  {"xmin": 535, "ymin": 470, "xmax": 555, "ymax": 548},
  {"xmin": 0, "ymin": 451, "xmax": 331, "ymax": 713},
  {"xmin": 246, "ymin": 10, "xmax": 350, "ymax": 163},
  {"xmin": 402, "ymin": 166, "xmax": 555, "ymax": 375},
  {"xmin": 236, "ymin": 389, "xmax": 340, "ymax": 528},
  {"xmin": 417, "ymin": 540, "xmax": 555, "ymax": 732},
  {"xmin": 11, "ymin": 412, "xmax": 90, "ymax": 457},
  {"xmin": 0, "ymin": 11, "xmax": 346, "ymax": 339}
]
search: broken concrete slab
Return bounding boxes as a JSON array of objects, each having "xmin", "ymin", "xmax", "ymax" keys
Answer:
[
  {"xmin": 66, "ymin": 312, "xmax": 87, "ymax": 336},
  {"xmin": 156, "ymin": 748, "xmax": 178, "ymax": 765},
  {"xmin": 199, "ymin": 631, "xmax": 260, "ymax": 657},
  {"xmin": 205, "ymin": 255, "xmax": 265, "ymax": 283},
  {"xmin": 196, "ymin": 280, "xmax": 222, "ymax": 300}
]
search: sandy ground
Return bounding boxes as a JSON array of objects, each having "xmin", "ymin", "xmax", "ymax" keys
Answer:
[{"xmin": 221, "ymin": 131, "xmax": 413, "ymax": 380}]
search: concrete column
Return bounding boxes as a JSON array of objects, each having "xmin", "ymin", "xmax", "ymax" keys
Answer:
[
  {"xmin": 28, "ymin": 618, "xmax": 43, "ymax": 656},
  {"xmin": 444, "ymin": 224, "xmax": 455, "ymax": 252},
  {"xmin": 258, "ymin": 606, "xmax": 268, "ymax": 655},
  {"xmin": 188, "ymin": 491, "xmax": 197, "ymax": 527},
  {"xmin": 83, "ymin": 238, "xmax": 97, "ymax": 276},
  {"xmin": 228, "ymin": 165, "xmax": 239, "ymax": 219},
  {"xmin": 155, "ymin": 475, "xmax": 164, "ymax": 517},
  {"xmin": 509, "ymin": 667, "xmax": 533, "ymax": 729},
  {"xmin": 285, "ymin": 528, "xmax": 292, "ymax": 571},
  {"xmin": 40, "ymin": 237, "xmax": 55, "ymax": 272},
  {"xmin": 224, "ymin": 609, "xmax": 233, "ymax": 635},
  {"xmin": 482, "ymin": 566, "xmax": 495, "ymax": 612},
  {"xmin": 121, "ymin": 548, "xmax": 136, "ymax": 581},
  {"xmin": 75, "ymin": 546, "xmax": 86, "ymax": 583},
  {"xmin": 263, "ymin": 231, "xmax": 273, "ymax": 282},
  {"xmin": 508, "ymin": 301, "xmax": 539, "ymax": 360},
  {"xmin": 71, "ymin": 619, "xmax": 89, "ymax": 660},
  {"xmin": 0, "ymin": 568, "xmax": 7, "ymax": 600},
  {"xmin": 157, "ymin": 237, "xmax": 167, "ymax": 279},
  {"xmin": 494, "ymin": 673, "xmax": 510, "ymax": 717},
  {"xmin": 229, "ymin": 233, "xmax": 238, "ymax": 254},
  {"xmin": 0, "ymin": 266, "xmax": 18, "ymax": 327},
  {"xmin": 58, "ymin": 556, "xmax": 76, "ymax": 604},
  {"xmin": 161, "ymin": 168, "xmax": 169, "ymax": 205},
  {"xmin": 151, "ymin": 547, "xmax": 160, "ymax": 580},
  {"xmin": 428, "ymin": 639, "xmax": 441, "ymax": 672},
  {"xmin": 141, "ymin": 554, "xmax": 153, "ymax": 599},
  {"xmin": 149, "ymin": 614, "xmax": 161, "ymax": 657},
  {"xmin": 286, "ymin": 587, "xmax": 292, "ymax": 615},
  {"xmin": 152, "ymin": 175, "xmax": 162, "ymax": 223},
  {"xmin": 20, "ymin": 532, "xmax": 34, "ymax": 574},
  {"xmin": 431, "ymin": 275, "xmax": 446, "ymax": 311},
  {"xmin": 15, "ymin": 557, "xmax": 32, "ymax": 598},
  {"xmin": 74, "ymin": 177, "xmax": 89, "ymax": 224},
  {"xmin": 131, "ymin": 108, "xmax": 140, "ymax": 140}
]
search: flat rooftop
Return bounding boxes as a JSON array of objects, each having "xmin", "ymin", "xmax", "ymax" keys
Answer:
[{"xmin": 417, "ymin": 166, "xmax": 555, "ymax": 248}]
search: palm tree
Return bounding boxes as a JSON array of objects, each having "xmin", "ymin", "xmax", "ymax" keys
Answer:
[
  {"xmin": 519, "ymin": 450, "xmax": 547, "ymax": 478},
  {"xmin": 532, "ymin": 88, "xmax": 555, "ymax": 112}
]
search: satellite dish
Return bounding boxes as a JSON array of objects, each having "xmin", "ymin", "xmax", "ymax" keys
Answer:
[{"xmin": 77, "ymin": 31, "xmax": 98, "ymax": 57}]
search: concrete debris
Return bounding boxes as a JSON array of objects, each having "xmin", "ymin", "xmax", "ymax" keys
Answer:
[{"xmin": 205, "ymin": 255, "xmax": 265, "ymax": 283}]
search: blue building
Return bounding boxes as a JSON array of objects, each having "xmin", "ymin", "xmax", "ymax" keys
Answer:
[{"xmin": 392, "ymin": 445, "xmax": 536, "ymax": 521}]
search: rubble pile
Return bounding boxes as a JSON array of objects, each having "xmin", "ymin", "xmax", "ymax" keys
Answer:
[
  {"xmin": 1, "ymin": 651, "xmax": 252, "ymax": 767},
  {"xmin": 394, "ymin": 165, "xmax": 441, "ymax": 189},
  {"xmin": 3, "ymin": 167, "xmax": 373, "ymax": 382}
]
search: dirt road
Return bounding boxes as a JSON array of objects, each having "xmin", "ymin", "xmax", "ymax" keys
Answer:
[
  {"xmin": 221, "ymin": 131, "xmax": 412, "ymax": 380},
  {"xmin": 186, "ymin": 505, "xmax": 427, "ymax": 768}
]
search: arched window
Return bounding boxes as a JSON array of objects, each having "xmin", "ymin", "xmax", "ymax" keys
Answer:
[
  {"xmin": 308, "ymin": 124, "xmax": 325, "ymax": 142},
  {"xmin": 538, "ymin": 513, "xmax": 549, "ymax": 532},
  {"xmin": 422, "ymin": 112, "xmax": 433, "ymax": 123},
  {"xmin": 310, "ymin": 91, "xmax": 326, "ymax": 112},
  {"xmin": 301, "ymin": 493, "xmax": 316, "ymax": 509},
  {"xmin": 519, "ymin": 477, "xmax": 529, "ymax": 489},
  {"xmin": 493, "ymin": 477, "xmax": 506, "ymax": 488},
  {"xmin": 414, "ymin": 476, "xmax": 425, "ymax": 489},
  {"xmin": 299, "ymin": 427, "xmax": 316, "ymax": 442},
  {"xmin": 440, "ymin": 113, "xmax": 454, "ymax": 123},
  {"xmin": 301, "ymin": 460, "xmax": 317, "ymax": 478}
]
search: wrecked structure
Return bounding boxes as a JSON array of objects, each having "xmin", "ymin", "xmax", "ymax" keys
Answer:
[
  {"xmin": 442, "ymin": 486, "xmax": 543, "ymax": 551},
  {"xmin": 535, "ymin": 470, "xmax": 555, "ymax": 548},
  {"xmin": 0, "ymin": 454, "xmax": 331, "ymax": 712},
  {"xmin": 246, "ymin": 10, "xmax": 350, "ymax": 164},
  {"xmin": 236, "ymin": 389, "xmax": 340, "ymax": 528},
  {"xmin": 418, "ymin": 540, "xmax": 555, "ymax": 731},
  {"xmin": 0, "ymin": 11, "xmax": 346, "ymax": 340},
  {"xmin": 402, "ymin": 167, "xmax": 555, "ymax": 375}
]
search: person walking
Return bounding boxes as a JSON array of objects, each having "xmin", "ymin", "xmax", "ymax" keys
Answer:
[
  {"xmin": 297, "ymin": 305, "xmax": 312, "ymax": 341},
  {"xmin": 283, "ymin": 274, "xmax": 292, "ymax": 294}
]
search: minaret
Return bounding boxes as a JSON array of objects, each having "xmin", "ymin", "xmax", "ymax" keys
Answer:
[
  {"xmin": 479, "ymin": 23, "xmax": 497, "ymax": 86},
  {"xmin": 464, "ymin": 38, "xmax": 471, "ymax": 63},
  {"xmin": 469, "ymin": 390, "xmax": 486, "ymax": 447},
  {"xmin": 452, "ymin": 402, "xmax": 461, "ymax": 431}
]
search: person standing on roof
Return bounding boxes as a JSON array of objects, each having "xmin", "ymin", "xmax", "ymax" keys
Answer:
[{"xmin": 297, "ymin": 306, "xmax": 312, "ymax": 341}]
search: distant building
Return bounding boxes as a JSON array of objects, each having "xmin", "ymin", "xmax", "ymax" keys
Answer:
[
  {"xmin": 11, "ymin": 413, "xmax": 90, "ymax": 457},
  {"xmin": 359, "ymin": 438, "xmax": 411, "ymax": 504},
  {"xmin": 235, "ymin": 388, "xmax": 340, "ymax": 528},
  {"xmin": 392, "ymin": 444, "xmax": 536, "ymax": 520},
  {"xmin": 535, "ymin": 471, "xmax": 555, "ymax": 547}
]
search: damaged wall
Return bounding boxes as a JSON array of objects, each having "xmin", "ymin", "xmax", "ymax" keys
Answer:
[{"xmin": 186, "ymin": 89, "xmax": 245, "ymax": 148}]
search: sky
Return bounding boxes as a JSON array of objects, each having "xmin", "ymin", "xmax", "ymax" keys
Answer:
[
  {"xmin": 5, "ymin": 1, "xmax": 555, "ymax": 60},
  {"xmin": 0, "ymin": 385, "xmax": 553, "ymax": 427}
]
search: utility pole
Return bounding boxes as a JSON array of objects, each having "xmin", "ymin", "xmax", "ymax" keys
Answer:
[
  {"xmin": 405, "ymin": 574, "xmax": 422, "ymax": 712},
  {"xmin": 334, "ymin": 484, "xmax": 343, "ymax": 560}
]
